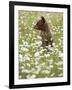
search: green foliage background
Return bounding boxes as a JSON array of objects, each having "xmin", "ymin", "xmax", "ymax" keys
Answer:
[{"xmin": 19, "ymin": 11, "xmax": 63, "ymax": 79}]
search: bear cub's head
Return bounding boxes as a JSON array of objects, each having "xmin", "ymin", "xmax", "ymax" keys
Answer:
[{"xmin": 34, "ymin": 16, "xmax": 46, "ymax": 31}]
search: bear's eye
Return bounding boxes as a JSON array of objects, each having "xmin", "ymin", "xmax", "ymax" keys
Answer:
[{"xmin": 37, "ymin": 21, "xmax": 42, "ymax": 26}]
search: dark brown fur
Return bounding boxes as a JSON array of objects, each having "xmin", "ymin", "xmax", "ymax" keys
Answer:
[{"xmin": 34, "ymin": 16, "xmax": 53, "ymax": 47}]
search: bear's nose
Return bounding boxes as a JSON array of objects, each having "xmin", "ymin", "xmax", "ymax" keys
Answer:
[{"xmin": 32, "ymin": 21, "xmax": 38, "ymax": 29}]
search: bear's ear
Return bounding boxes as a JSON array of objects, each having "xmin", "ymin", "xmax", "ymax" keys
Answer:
[{"xmin": 41, "ymin": 16, "xmax": 45, "ymax": 23}]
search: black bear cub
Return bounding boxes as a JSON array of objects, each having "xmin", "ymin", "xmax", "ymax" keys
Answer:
[{"xmin": 34, "ymin": 16, "xmax": 53, "ymax": 47}]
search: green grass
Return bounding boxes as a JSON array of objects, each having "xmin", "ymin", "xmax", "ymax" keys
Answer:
[{"xmin": 19, "ymin": 11, "xmax": 63, "ymax": 79}]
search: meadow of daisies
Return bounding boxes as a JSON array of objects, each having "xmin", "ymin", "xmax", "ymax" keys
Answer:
[{"xmin": 19, "ymin": 11, "xmax": 63, "ymax": 79}]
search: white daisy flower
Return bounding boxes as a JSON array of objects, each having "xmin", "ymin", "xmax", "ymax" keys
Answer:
[
  {"xmin": 34, "ymin": 52, "xmax": 40, "ymax": 57},
  {"xmin": 22, "ymin": 47, "xmax": 29, "ymax": 52},
  {"xmin": 24, "ymin": 55, "xmax": 30, "ymax": 61},
  {"xmin": 30, "ymin": 75, "xmax": 36, "ymax": 79}
]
